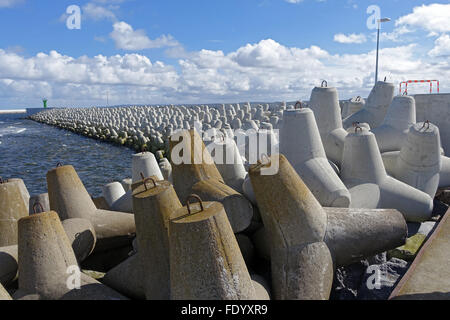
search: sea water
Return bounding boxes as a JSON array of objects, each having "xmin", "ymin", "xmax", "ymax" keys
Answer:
[{"xmin": 0, "ymin": 113, "xmax": 134, "ymax": 197}]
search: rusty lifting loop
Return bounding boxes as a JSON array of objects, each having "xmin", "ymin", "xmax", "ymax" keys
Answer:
[
  {"xmin": 186, "ymin": 194, "xmax": 204, "ymax": 215},
  {"xmin": 384, "ymin": 76, "xmax": 387, "ymax": 82},
  {"xmin": 321, "ymin": 80, "xmax": 328, "ymax": 88},
  {"xmin": 250, "ymin": 153, "xmax": 272, "ymax": 172},
  {"xmin": 140, "ymin": 172, "xmax": 146, "ymax": 181},
  {"xmin": 403, "ymin": 90, "xmax": 408, "ymax": 96},
  {"xmin": 56, "ymin": 162, "xmax": 63, "ymax": 168},
  {"xmin": 421, "ymin": 120, "xmax": 430, "ymax": 131},
  {"xmin": 143, "ymin": 177, "xmax": 157, "ymax": 191},
  {"xmin": 355, "ymin": 96, "xmax": 362, "ymax": 102},
  {"xmin": 355, "ymin": 126, "xmax": 363, "ymax": 134},
  {"xmin": 294, "ymin": 101, "xmax": 303, "ymax": 109},
  {"xmin": 32, "ymin": 201, "xmax": 44, "ymax": 215}
]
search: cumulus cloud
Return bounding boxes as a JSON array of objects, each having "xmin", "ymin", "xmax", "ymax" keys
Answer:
[
  {"xmin": 110, "ymin": 21, "xmax": 179, "ymax": 50},
  {"xmin": 429, "ymin": 34, "xmax": 450, "ymax": 57},
  {"xmin": 395, "ymin": 3, "xmax": 450, "ymax": 34},
  {"xmin": 334, "ymin": 33, "xmax": 367, "ymax": 44},
  {"xmin": 2, "ymin": 37, "xmax": 449, "ymax": 108},
  {"xmin": 0, "ymin": 49, "xmax": 179, "ymax": 87}
]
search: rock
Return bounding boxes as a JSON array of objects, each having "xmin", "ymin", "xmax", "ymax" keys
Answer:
[
  {"xmin": 331, "ymin": 261, "xmax": 368, "ymax": 300},
  {"xmin": 388, "ymin": 221, "xmax": 436, "ymax": 261},
  {"xmin": 436, "ymin": 189, "xmax": 450, "ymax": 205},
  {"xmin": 82, "ymin": 270, "xmax": 106, "ymax": 281},
  {"xmin": 432, "ymin": 199, "xmax": 449, "ymax": 220},
  {"xmin": 388, "ymin": 234, "xmax": 427, "ymax": 261},
  {"xmin": 358, "ymin": 258, "xmax": 409, "ymax": 300},
  {"xmin": 366, "ymin": 252, "xmax": 387, "ymax": 266},
  {"xmin": 407, "ymin": 221, "xmax": 436, "ymax": 238}
]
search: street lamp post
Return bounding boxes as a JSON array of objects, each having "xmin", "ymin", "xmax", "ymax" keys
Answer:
[{"xmin": 375, "ymin": 17, "xmax": 391, "ymax": 84}]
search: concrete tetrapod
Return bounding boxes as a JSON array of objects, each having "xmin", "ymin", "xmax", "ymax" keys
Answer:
[
  {"xmin": 132, "ymin": 178, "xmax": 182, "ymax": 300},
  {"xmin": 343, "ymin": 81, "xmax": 395, "ymax": 130},
  {"xmin": 112, "ymin": 192, "xmax": 134, "ymax": 213},
  {"xmin": 381, "ymin": 122, "xmax": 444, "ymax": 198},
  {"xmin": 371, "ymin": 95, "xmax": 417, "ymax": 153},
  {"xmin": 389, "ymin": 208, "xmax": 450, "ymax": 300},
  {"xmin": 29, "ymin": 193, "xmax": 50, "ymax": 215},
  {"xmin": 61, "ymin": 218, "xmax": 96, "ymax": 263},
  {"xmin": 248, "ymin": 155, "xmax": 407, "ymax": 300},
  {"xmin": 0, "ymin": 180, "xmax": 29, "ymax": 247},
  {"xmin": 280, "ymin": 107, "xmax": 350, "ymax": 208},
  {"xmin": 170, "ymin": 129, "xmax": 253, "ymax": 233},
  {"xmin": 121, "ymin": 178, "xmax": 132, "ymax": 192},
  {"xmin": 132, "ymin": 152, "xmax": 164, "ymax": 183},
  {"xmin": 207, "ymin": 137, "xmax": 247, "ymax": 193},
  {"xmin": 102, "ymin": 182, "xmax": 126, "ymax": 209},
  {"xmin": 13, "ymin": 211, "xmax": 127, "ymax": 300},
  {"xmin": 309, "ymin": 84, "xmax": 348, "ymax": 166},
  {"xmin": 249, "ymin": 207, "xmax": 407, "ymax": 268},
  {"xmin": 440, "ymin": 156, "xmax": 450, "ymax": 188},
  {"xmin": 244, "ymin": 128, "xmax": 279, "ymax": 165},
  {"xmin": 170, "ymin": 129, "xmax": 225, "ymax": 199},
  {"xmin": 0, "ymin": 283, "xmax": 11, "ymax": 300},
  {"xmin": 102, "ymin": 152, "xmax": 167, "ymax": 213},
  {"xmin": 102, "ymin": 253, "xmax": 145, "ymax": 300},
  {"xmin": 159, "ymin": 158, "xmax": 173, "ymax": 183},
  {"xmin": 169, "ymin": 196, "xmax": 257, "ymax": 300},
  {"xmin": 323, "ymin": 207, "xmax": 407, "ymax": 267},
  {"xmin": 341, "ymin": 129, "xmax": 433, "ymax": 222},
  {"xmin": 242, "ymin": 175, "xmax": 257, "ymax": 205},
  {"xmin": 0, "ymin": 217, "xmax": 97, "ymax": 287},
  {"xmin": 46, "ymin": 165, "xmax": 136, "ymax": 249},
  {"xmin": 249, "ymin": 154, "xmax": 333, "ymax": 300},
  {"xmin": 0, "ymin": 245, "xmax": 18, "ymax": 286},
  {"xmin": 341, "ymin": 96, "xmax": 365, "ymax": 119},
  {"xmin": 6, "ymin": 178, "xmax": 30, "ymax": 213}
]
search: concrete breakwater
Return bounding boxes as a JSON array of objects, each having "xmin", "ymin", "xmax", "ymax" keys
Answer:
[
  {"xmin": 29, "ymin": 102, "xmax": 287, "ymax": 157},
  {"xmin": 1, "ymin": 80, "xmax": 448, "ymax": 300}
]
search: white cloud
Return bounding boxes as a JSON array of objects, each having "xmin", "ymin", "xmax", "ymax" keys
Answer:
[
  {"xmin": 429, "ymin": 34, "xmax": 450, "ymax": 57},
  {"xmin": 110, "ymin": 21, "xmax": 179, "ymax": 50},
  {"xmin": 285, "ymin": 0, "xmax": 303, "ymax": 3},
  {"xmin": 395, "ymin": 3, "xmax": 450, "ymax": 34},
  {"xmin": 0, "ymin": 0, "xmax": 23, "ymax": 8},
  {"xmin": 83, "ymin": 3, "xmax": 117, "ymax": 21},
  {"xmin": 1, "ymin": 38, "xmax": 449, "ymax": 107},
  {"xmin": 0, "ymin": 49, "xmax": 179, "ymax": 87},
  {"xmin": 334, "ymin": 33, "xmax": 367, "ymax": 44}
]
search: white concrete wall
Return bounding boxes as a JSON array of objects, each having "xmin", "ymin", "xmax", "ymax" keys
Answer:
[{"xmin": 414, "ymin": 94, "xmax": 450, "ymax": 154}]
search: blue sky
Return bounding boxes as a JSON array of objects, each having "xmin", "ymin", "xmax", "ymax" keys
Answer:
[{"xmin": 0, "ymin": 0, "xmax": 449, "ymax": 108}]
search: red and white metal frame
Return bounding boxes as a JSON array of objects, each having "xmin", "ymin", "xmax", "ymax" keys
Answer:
[{"xmin": 399, "ymin": 80, "xmax": 440, "ymax": 95}]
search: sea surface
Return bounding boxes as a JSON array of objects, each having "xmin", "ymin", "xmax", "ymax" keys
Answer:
[{"xmin": 0, "ymin": 113, "xmax": 135, "ymax": 197}]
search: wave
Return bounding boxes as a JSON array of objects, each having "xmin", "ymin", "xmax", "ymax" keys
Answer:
[{"xmin": 0, "ymin": 126, "xmax": 27, "ymax": 136}]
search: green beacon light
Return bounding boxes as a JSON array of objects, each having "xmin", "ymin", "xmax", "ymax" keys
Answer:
[{"xmin": 43, "ymin": 98, "xmax": 48, "ymax": 109}]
